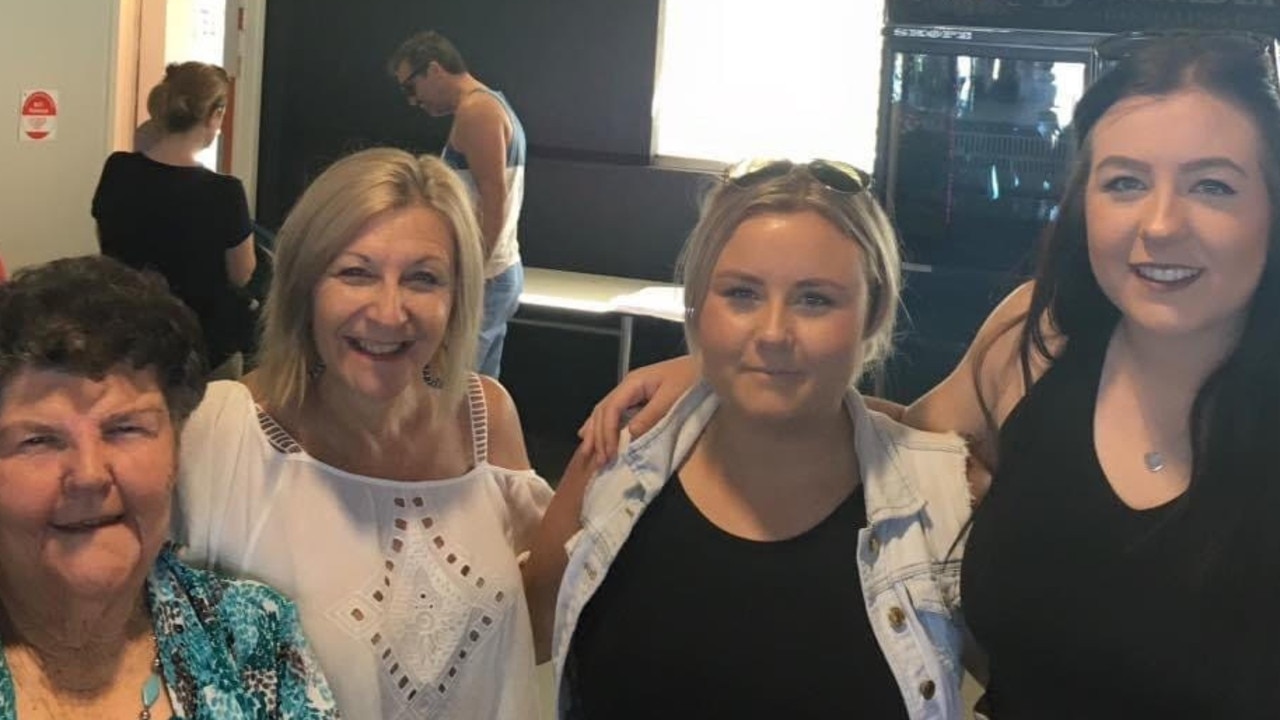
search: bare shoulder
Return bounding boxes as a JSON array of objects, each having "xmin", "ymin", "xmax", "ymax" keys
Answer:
[
  {"xmin": 477, "ymin": 375, "xmax": 532, "ymax": 470},
  {"xmin": 904, "ymin": 282, "xmax": 1043, "ymax": 465},
  {"xmin": 980, "ymin": 281, "xmax": 1063, "ymax": 409},
  {"xmin": 240, "ymin": 370, "xmax": 267, "ymax": 402},
  {"xmin": 454, "ymin": 90, "xmax": 507, "ymax": 134}
]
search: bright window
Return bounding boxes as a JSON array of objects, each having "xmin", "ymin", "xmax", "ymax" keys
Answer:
[{"xmin": 653, "ymin": 0, "xmax": 886, "ymax": 170}]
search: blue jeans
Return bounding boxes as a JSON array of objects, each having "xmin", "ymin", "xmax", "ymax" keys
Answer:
[{"xmin": 477, "ymin": 261, "xmax": 523, "ymax": 377}]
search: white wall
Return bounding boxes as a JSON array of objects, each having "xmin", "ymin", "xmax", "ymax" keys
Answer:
[{"xmin": 0, "ymin": 0, "xmax": 121, "ymax": 271}]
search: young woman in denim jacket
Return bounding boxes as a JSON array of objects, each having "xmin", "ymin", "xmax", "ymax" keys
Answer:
[
  {"xmin": 524, "ymin": 161, "xmax": 974, "ymax": 719},
  {"xmin": 576, "ymin": 34, "xmax": 1280, "ymax": 717}
]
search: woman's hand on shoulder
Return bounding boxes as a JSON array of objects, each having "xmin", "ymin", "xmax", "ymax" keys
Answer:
[
  {"xmin": 478, "ymin": 375, "xmax": 533, "ymax": 470},
  {"xmin": 578, "ymin": 354, "xmax": 701, "ymax": 463}
]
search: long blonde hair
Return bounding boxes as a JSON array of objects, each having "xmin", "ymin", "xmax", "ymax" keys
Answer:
[{"xmin": 255, "ymin": 148, "xmax": 484, "ymax": 416}]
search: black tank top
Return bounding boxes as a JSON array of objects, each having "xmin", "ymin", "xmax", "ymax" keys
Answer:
[
  {"xmin": 566, "ymin": 475, "xmax": 909, "ymax": 720},
  {"xmin": 962, "ymin": 330, "xmax": 1278, "ymax": 718}
]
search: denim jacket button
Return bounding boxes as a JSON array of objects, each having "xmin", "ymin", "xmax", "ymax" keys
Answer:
[
  {"xmin": 919, "ymin": 679, "xmax": 936, "ymax": 700},
  {"xmin": 868, "ymin": 534, "xmax": 880, "ymax": 554},
  {"xmin": 585, "ymin": 565, "xmax": 597, "ymax": 580},
  {"xmin": 887, "ymin": 606, "xmax": 906, "ymax": 630}
]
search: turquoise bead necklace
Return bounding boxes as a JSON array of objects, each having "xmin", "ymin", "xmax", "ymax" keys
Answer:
[{"xmin": 139, "ymin": 635, "xmax": 163, "ymax": 720}]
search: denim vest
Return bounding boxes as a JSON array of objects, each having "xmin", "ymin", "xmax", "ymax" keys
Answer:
[{"xmin": 552, "ymin": 382, "xmax": 972, "ymax": 719}]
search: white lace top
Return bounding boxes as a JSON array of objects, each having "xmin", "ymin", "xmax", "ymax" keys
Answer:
[{"xmin": 175, "ymin": 377, "xmax": 553, "ymax": 719}]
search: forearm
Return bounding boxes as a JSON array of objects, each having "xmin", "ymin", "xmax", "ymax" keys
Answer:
[{"xmin": 477, "ymin": 186, "xmax": 506, "ymax": 260}]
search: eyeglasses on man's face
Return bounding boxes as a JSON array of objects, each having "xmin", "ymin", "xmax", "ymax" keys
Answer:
[{"xmin": 399, "ymin": 63, "xmax": 430, "ymax": 99}]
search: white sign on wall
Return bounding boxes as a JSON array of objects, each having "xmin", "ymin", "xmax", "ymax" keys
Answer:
[{"xmin": 19, "ymin": 89, "xmax": 58, "ymax": 142}]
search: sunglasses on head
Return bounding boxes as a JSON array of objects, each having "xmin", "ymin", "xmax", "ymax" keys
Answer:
[
  {"xmin": 1094, "ymin": 29, "xmax": 1277, "ymax": 63},
  {"xmin": 724, "ymin": 159, "xmax": 872, "ymax": 194},
  {"xmin": 399, "ymin": 63, "xmax": 430, "ymax": 98}
]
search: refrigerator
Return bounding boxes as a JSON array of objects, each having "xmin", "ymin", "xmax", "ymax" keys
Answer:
[{"xmin": 873, "ymin": 24, "xmax": 1110, "ymax": 400}]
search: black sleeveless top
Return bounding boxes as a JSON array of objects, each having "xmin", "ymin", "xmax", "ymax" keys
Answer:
[
  {"xmin": 962, "ymin": 330, "xmax": 1280, "ymax": 718},
  {"xmin": 566, "ymin": 475, "xmax": 909, "ymax": 719}
]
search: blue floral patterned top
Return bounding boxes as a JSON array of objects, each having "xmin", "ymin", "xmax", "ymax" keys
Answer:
[{"xmin": 0, "ymin": 546, "xmax": 341, "ymax": 719}]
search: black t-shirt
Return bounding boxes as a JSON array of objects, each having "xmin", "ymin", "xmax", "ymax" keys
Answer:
[
  {"xmin": 566, "ymin": 476, "xmax": 909, "ymax": 720},
  {"xmin": 91, "ymin": 151, "xmax": 253, "ymax": 365}
]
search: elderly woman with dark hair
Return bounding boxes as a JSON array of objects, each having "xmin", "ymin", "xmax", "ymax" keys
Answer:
[{"xmin": 0, "ymin": 256, "xmax": 338, "ymax": 719}]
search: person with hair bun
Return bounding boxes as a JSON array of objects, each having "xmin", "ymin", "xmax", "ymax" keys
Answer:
[{"xmin": 92, "ymin": 61, "xmax": 256, "ymax": 379}]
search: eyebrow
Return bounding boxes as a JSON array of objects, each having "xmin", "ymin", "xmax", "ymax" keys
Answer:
[
  {"xmin": 0, "ymin": 420, "xmax": 58, "ymax": 436},
  {"xmin": 1094, "ymin": 155, "xmax": 1250, "ymax": 177},
  {"xmin": 712, "ymin": 270, "xmax": 851, "ymax": 290},
  {"xmin": 103, "ymin": 407, "xmax": 167, "ymax": 424},
  {"xmin": 1180, "ymin": 157, "xmax": 1250, "ymax": 176},
  {"xmin": 0, "ymin": 406, "xmax": 167, "ymax": 432},
  {"xmin": 339, "ymin": 251, "xmax": 450, "ymax": 267}
]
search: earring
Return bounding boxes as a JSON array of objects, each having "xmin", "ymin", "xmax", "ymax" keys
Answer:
[
  {"xmin": 307, "ymin": 360, "xmax": 326, "ymax": 381},
  {"xmin": 422, "ymin": 364, "xmax": 444, "ymax": 389}
]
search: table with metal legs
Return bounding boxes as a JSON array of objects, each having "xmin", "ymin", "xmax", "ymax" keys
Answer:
[{"xmin": 514, "ymin": 268, "xmax": 683, "ymax": 381}]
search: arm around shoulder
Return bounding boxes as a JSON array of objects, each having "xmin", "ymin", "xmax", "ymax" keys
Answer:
[
  {"xmin": 903, "ymin": 281, "xmax": 1038, "ymax": 474},
  {"xmin": 523, "ymin": 445, "xmax": 598, "ymax": 664}
]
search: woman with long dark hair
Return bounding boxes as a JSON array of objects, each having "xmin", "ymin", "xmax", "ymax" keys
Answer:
[
  {"xmin": 924, "ymin": 33, "xmax": 1280, "ymax": 716},
  {"xmin": 577, "ymin": 34, "xmax": 1280, "ymax": 715}
]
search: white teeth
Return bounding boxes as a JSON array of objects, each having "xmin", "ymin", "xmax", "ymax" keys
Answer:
[
  {"xmin": 1134, "ymin": 266, "xmax": 1200, "ymax": 283},
  {"xmin": 354, "ymin": 339, "xmax": 406, "ymax": 355},
  {"xmin": 58, "ymin": 516, "xmax": 121, "ymax": 530}
]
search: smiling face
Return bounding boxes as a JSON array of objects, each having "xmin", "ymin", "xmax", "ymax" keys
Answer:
[
  {"xmin": 311, "ymin": 205, "xmax": 456, "ymax": 402},
  {"xmin": 695, "ymin": 210, "xmax": 868, "ymax": 424},
  {"xmin": 1085, "ymin": 88, "xmax": 1272, "ymax": 342},
  {"xmin": 0, "ymin": 366, "xmax": 176, "ymax": 603}
]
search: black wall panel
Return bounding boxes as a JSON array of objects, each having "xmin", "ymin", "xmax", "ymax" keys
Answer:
[
  {"xmin": 257, "ymin": 0, "xmax": 663, "ymax": 231},
  {"xmin": 255, "ymin": 0, "xmax": 690, "ymax": 470}
]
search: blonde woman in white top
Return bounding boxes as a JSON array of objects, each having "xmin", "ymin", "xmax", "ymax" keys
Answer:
[{"xmin": 174, "ymin": 148, "xmax": 552, "ymax": 719}]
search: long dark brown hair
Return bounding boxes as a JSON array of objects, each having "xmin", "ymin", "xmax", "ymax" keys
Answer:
[{"xmin": 1015, "ymin": 36, "xmax": 1280, "ymax": 577}]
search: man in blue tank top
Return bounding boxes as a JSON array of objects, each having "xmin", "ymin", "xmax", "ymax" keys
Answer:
[{"xmin": 390, "ymin": 30, "xmax": 527, "ymax": 378}]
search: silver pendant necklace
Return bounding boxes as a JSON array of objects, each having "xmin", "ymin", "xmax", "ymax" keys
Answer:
[{"xmin": 1143, "ymin": 451, "xmax": 1166, "ymax": 473}]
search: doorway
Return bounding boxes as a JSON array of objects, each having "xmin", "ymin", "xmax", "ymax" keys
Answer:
[{"xmin": 110, "ymin": 0, "xmax": 264, "ymax": 201}]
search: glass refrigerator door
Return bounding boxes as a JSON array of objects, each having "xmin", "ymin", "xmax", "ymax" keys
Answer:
[
  {"xmin": 873, "ymin": 28, "xmax": 1105, "ymax": 401},
  {"xmin": 881, "ymin": 44, "xmax": 1092, "ymax": 276}
]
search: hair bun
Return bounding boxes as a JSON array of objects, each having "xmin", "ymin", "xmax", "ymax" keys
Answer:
[{"xmin": 145, "ymin": 61, "xmax": 231, "ymax": 134}]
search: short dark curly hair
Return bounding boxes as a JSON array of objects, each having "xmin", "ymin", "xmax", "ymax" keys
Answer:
[{"xmin": 0, "ymin": 255, "xmax": 208, "ymax": 423}]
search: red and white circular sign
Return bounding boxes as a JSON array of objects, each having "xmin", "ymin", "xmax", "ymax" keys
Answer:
[{"xmin": 20, "ymin": 90, "xmax": 58, "ymax": 141}]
